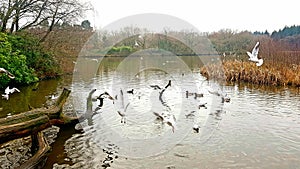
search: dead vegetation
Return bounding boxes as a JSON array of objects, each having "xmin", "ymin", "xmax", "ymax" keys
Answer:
[{"xmin": 201, "ymin": 60, "xmax": 300, "ymax": 87}]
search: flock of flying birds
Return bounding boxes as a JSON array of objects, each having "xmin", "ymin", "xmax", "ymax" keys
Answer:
[
  {"xmin": 0, "ymin": 42, "xmax": 262, "ymax": 132},
  {"xmin": 88, "ymin": 41, "xmax": 264, "ymax": 133},
  {"xmin": 92, "ymin": 78, "xmax": 231, "ymax": 133}
]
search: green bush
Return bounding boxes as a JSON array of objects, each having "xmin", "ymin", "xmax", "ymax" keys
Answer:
[
  {"xmin": 7, "ymin": 32, "xmax": 61, "ymax": 78},
  {"xmin": 0, "ymin": 32, "xmax": 60, "ymax": 88},
  {"xmin": 106, "ymin": 45, "xmax": 133, "ymax": 56},
  {"xmin": 0, "ymin": 32, "xmax": 39, "ymax": 88}
]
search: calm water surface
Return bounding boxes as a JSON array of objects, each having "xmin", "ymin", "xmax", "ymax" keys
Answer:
[{"xmin": 1, "ymin": 56, "xmax": 299, "ymax": 169}]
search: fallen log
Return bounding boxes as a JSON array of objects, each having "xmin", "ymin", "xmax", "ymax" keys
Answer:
[
  {"xmin": 0, "ymin": 88, "xmax": 100, "ymax": 168},
  {"xmin": 15, "ymin": 132, "xmax": 50, "ymax": 169},
  {"xmin": 0, "ymin": 88, "xmax": 74, "ymax": 144}
]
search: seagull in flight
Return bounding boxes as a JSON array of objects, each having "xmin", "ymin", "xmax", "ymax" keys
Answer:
[
  {"xmin": 0, "ymin": 68, "xmax": 15, "ymax": 79},
  {"xmin": 247, "ymin": 42, "xmax": 263, "ymax": 66},
  {"xmin": 94, "ymin": 91, "xmax": 114, "ymax": 112},
  {"xmin": 2, "ymin": 86, "xmax": 20, "ymax": 100},
  {"xmin": 116, "ymin": 89, "xmax": 130, "ymax": 123},
  {"xmin": 134, "ymin": 40, "xmax": 139, "ymax": 47},
  {"xmin": 150, "ymin": 80, "xmax": 171, "ymax": 90}
]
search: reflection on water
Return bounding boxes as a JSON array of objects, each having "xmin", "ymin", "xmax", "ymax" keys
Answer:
[
  {"xmin": 60, "ymin": 56, "xmax": 300, "ymax": 168},
  {"xmin": 0, "ymin": 79, "xmax": 63, "ymax": 118},
  {"xmin": 71, "ymin": 53, "xmax": 211, "ymax": 159},
  {"xmin": 1, "ymin": 56, "xmax": 300, "ymax": 169}
]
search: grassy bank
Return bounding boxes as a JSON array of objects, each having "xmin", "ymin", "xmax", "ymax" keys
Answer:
[{"xmin": 200, "ymin": 60, "xmax": 300, "ymax": 87}]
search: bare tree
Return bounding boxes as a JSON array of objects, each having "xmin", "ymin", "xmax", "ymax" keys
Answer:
[
  {"xmin": 0, "ymin": 0, "xmax": 91, "ymax": 39},
  {"xmin": 39, "ymin": 0, "xmax": 92, "ymax": 41}
]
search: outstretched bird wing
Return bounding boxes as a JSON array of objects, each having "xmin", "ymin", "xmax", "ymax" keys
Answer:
[
  {"xmin": 164, "ymin": 80, "xmax": 171, "ymax": 89},
  {"xmin": 251, "ymin": 42, "xmax": 260, "ymax": 58},
  {"xmin": 4, "ymin": 86, "xmax": 10, "ymax": 94},
  {"xmin": 124, "ymin": 103, "xmax": 130, "ymax": 112},
  {"xmin": 120, "ymin": 89, "xmax": 124, "ymax": 108},
  {"xmin": 11, "ymin": 88, "xmax": 20, "ymax": 93},
  {"xmin": 246, "ymin": 51, "xmax": 253, "ymax": 58}
]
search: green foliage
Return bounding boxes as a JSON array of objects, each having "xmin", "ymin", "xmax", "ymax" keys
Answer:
[
  {"xmin": 0, "ymin": 33, "xmax": 38, "ymax": 88},
  {"xmin": 0, "ymin": 32, "xmax": 60, "ymax": 88},
  {"xmin": 106, "ymin": 46, "xmax": 133, "ymax": 56},
  {"xmin": 7, "ymin": 32, "xmax": 61, "ymax": 79}
]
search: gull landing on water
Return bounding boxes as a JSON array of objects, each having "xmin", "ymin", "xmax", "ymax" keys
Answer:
[
  {"xmin": 247, "ymin": 42, "xmax": 263, "ymax": 66},
  {"xmin": 2, "ymin": 86, "xmax": 20, "ymax": 100},
  {"xmin": 116, "ymin": 89, "xmax": 130, "ymax": 123},
  {"xmin": 117, "ymin": 102, "xmax": 130, "ymax": 123}
]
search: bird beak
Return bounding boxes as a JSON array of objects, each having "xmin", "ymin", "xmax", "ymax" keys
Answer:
[{"xmin": 108, "ymin": 95, "xmax": 114, "ymax": 100}]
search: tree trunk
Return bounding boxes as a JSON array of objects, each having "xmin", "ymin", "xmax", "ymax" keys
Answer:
[
  {"xmin": 0, "ymin": 88, "xmax": 74, "ymax": 144},
  {"xmin": 0, "ymin": 88, "xmax": 99, "ymax": 168},
  {"xmin": 15, "ymin": 132, "xmax": 51, "ymax": 169}
]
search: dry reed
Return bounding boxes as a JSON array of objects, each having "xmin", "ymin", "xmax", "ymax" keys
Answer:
[{"xmin": 200, "ymin": 60, "xmax": 300, "ymax": 87}]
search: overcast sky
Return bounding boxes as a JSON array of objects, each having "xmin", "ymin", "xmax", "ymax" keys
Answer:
[{"xmin": 83, "ymin": 0, "xmax": 299, "ymax": 33}]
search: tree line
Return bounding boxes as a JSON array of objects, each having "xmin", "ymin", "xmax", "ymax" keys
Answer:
[
  {"xmin": 81, "ymin": 26, "xmax": 299, "ymax": 66},
  {"xmin": 252, "ymin": 25, "xmax": 300, "ymax": 39},
  {"xmin": 271, "ymin": 25, "xmax": 300, "ymax": 39}
]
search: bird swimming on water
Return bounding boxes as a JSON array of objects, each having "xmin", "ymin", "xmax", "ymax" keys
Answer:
[
  {"xmin": 127, "ymin": 89, "xmax": 134, "ymax": 94},
  {"xmin": 221, "ymin": 93, "xmax": 231, "ymax": 103},
  {"xmin": 153, "ymin": 111, "xmax": 176, "ymax": 133},
  {"xmin": 247, "ymin": 41, "xmax": 263, "ymax": 66},
  {"xmin": 194, "ymin": 92, "xmax": 204, "ymax": 99},
  {"xmin": 198, "ymin": 102, "xmax": 207, "ymax": 109},
  {"xmin": 185, "ymin": 91, "xmax": 194, "ymax": 98},
  {"xmin": 208, "ymin": 88, "xmax": 231, "ymax": 103}
]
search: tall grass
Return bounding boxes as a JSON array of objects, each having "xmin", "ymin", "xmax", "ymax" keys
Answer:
[
  {"xmin": 202, "ymin": 35, "xmax": 300, "ymax": 87},
  {"xmin": 200, "ymin": 60, "xmax": 300, "ymax": 87}
]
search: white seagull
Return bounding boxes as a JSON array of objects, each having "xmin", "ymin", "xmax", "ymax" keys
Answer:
[
  {"xmin": 134, "ymin": 40, "xmax": 139, "ymax": 47},
  {"xmin": 116, "ymin": 89, "xmax": 130, "ymax": 123},
  {"xmin": 2, "ymin": 86, "xmax": 20, "ymax": 100},
  {"xmin": 0, "ymin": 68, "xmax": 15, "ymax": 79},
  {"xmin": 246, "ymin": 42, "xmax": 263, "ymax": 66}
]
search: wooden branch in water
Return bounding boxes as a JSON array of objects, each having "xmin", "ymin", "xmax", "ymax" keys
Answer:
[
  {"xmin": 0, "ymin": 88, "xmax": 101, "ymax": 168},
  {"xmin": 15, "ymin": 132, "xmax": 50, "ymax": 169},
  {"xmin": 0, "ymin": 88, "xmax": 72, "ymax": 144}
]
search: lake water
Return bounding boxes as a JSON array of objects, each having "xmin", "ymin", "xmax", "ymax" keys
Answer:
[{"xmin": 1, "ymin": 56, "xmax": 299, "ymax": 169}]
